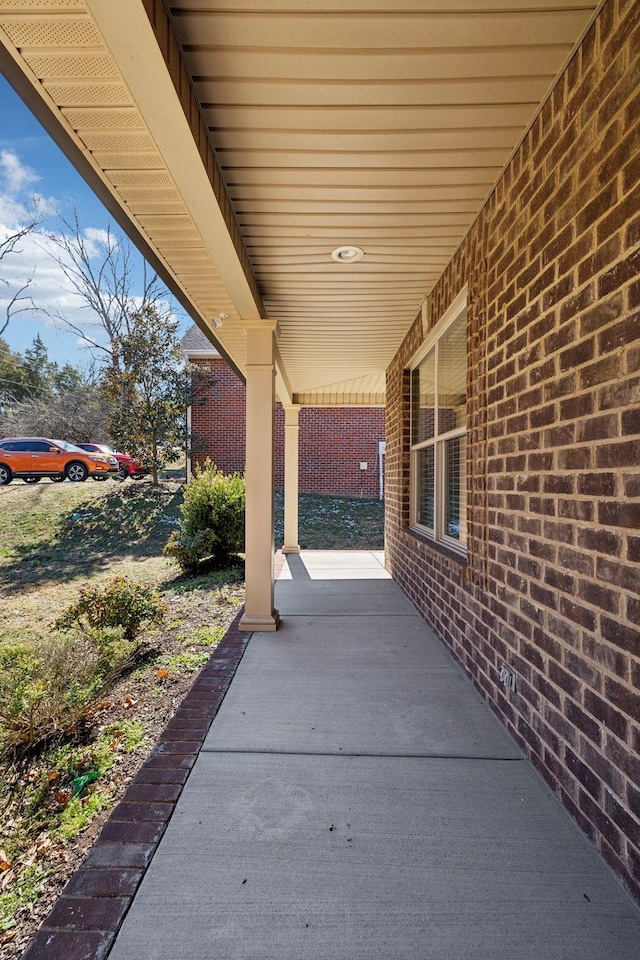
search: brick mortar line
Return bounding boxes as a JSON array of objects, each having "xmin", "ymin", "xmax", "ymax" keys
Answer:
[{"xmin": 21, "ymin": 607, "xmax": 253, "ymax": 960}]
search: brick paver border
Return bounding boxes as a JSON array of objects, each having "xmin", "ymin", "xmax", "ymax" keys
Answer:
[{"xmin": 22, "ymin": 606, "xmax": 253, "ymax": 960}]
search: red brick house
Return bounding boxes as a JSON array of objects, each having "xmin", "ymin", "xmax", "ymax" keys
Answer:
[
  {"xmin": 182, "ymin": 325, "xmax": 385, "ymax": 498},
  {"xmin": 2, "ymin": 0, "xmax": 637, "ymax": 901},
  {"xmin": 384, "ymin": 9, "xmax": 640, "ymax": 898}
]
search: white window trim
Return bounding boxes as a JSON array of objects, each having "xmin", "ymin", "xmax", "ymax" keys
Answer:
[
  {"xmin": 409, "ymin": 287, "xmax": 467, "ymax": 556},
  {"xmin": 410, "ymin": 286, "xmax": 468, "ymax": 369}
]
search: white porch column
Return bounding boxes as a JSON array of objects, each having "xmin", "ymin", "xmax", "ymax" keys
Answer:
[
  {"xmin": 239, "ymin": 320, "xmax": 279, "ymax": 632},
  {"xmin": 282, "ymin": 404, "xmax": 301, "ymax": 554}
]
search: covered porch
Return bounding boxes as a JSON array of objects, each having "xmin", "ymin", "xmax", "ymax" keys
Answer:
[
  {"xmin": 24, "ymin": 552, "xmax": 640, "ymax": 959},
  {"xmin": 2, "ymin": 0, "xmax": 639, "ymax": 917}
]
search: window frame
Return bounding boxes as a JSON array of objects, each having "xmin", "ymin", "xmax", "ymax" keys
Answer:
[{"xmin": 409, "ymin": 288, "xmax": 468, "ymax": 557}]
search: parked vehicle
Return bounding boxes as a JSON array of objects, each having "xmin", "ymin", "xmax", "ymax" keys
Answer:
[
  {"xmin": 74, "ymin": 443, "xmax": 147, "ymax": 480},
  {"xmin": 0, "ymin": 438, "xmax": 119, "ymax": 485}
]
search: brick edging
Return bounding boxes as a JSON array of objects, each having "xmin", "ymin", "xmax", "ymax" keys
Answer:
[{"xmin": 22, "ymin": 608, "xmax": 252, "ymax": 960}]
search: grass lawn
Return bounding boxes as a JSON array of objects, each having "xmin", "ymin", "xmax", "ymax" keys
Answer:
[
  {"xmin": 0, "ymin": 479, "xmax": 183, "ymax": 645},
  {"xmin": 0, "ymin": 478, "xmax": 383, "ymax": 957},
  {"xmin": 274, "ymin": 490, "xmax": 384, "ymax": 550}
]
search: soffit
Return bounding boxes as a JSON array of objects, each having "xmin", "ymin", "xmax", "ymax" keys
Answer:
[
  {"xmin": 168, "ymin": 0, "xmax": 600, "ymax": 402},
  {"xmin": 0, "ymin": 0, "xmax": 600, "ymax": 405}
]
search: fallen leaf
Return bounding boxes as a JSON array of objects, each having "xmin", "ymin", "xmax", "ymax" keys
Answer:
[{"xmin": 35, "ymin": 836, "xmax": 52, "ymax": 855}]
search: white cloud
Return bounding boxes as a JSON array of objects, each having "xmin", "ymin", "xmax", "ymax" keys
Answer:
[
  {"xmin": 0, "ymin": 150, "xmax": 55, "ymax": 232},
  {"xmin": 0, "ymin": 218, "xmax": 108, "ymax": 352},
  {"xmin": 82, "ymin": 226, "xmax": 114, "ymax": 259},
  {"xmin": 83, "ymin": 226, "xmax": 110, "ymax": 246},
  {"xmin": 0, "ymin": 153, "xmax": 110, "ymax": 349},
  {"xmin": 0, "ymin": 150, "xmax": 186, "ymax": 362},
  {"xmin": 0, "ymin": 149, "xmax": 39, "ymax": 196}
]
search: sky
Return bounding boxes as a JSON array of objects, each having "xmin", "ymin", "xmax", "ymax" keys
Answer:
[{"xmin": 0, "ymin": 73, "xmax": 187, "ymax": 369}]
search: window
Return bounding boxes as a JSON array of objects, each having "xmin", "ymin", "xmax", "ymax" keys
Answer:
[
  {"xmin": 410, "ymin": 292, "xmax": 467, "ymax": 554},
  {"xmin": 0, "ymin": 440, "xmax": 31, "ymax": 451}
]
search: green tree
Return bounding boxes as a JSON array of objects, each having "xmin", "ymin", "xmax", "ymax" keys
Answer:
[
  {"xmin": 21, "ymin": 334, "xmax": 54, "ymax": 399},
  {"xmin": 0, "ymin": 335, "xmax": 57, "ymax": 413},
  {"xmin": 0, "ymin": 337, "xmax": 104, "ymax": 435},
  {"xmin": 101, "ymin": 305, "xmax": 205, "ymax": 486},
  {"xmin": 51, "ymin": 361, "xmax": 84, "ymax": 394},
  {"xmin": 0, "ymin": 338, "xmax": 29, "ymax": 412}
]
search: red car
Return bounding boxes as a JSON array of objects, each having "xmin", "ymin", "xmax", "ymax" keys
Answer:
[{"xmin": 75, "ymin": 443, "xmax": 147, "ymax": 480}]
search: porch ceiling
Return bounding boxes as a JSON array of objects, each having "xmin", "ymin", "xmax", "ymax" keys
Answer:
[{"xmin": 0, "ymin": 0, "xmax": 599, "ymax": 405}]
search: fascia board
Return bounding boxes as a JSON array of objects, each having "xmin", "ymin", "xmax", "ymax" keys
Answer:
[{"xmin": 86, "ymin": 0, "xmax": 261, "ymax": 322}]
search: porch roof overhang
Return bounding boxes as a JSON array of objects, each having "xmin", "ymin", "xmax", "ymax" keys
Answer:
[{"xmin": 0, "ymin": 0, "xmax": 601, "ymax": 406}]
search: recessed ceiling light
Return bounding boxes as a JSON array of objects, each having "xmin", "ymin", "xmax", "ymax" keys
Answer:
[{"xmin": 331, "ymin": 245, "xmax": 365, "ymax": 263}]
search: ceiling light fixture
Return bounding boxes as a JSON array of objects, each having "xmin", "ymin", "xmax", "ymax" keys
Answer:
[{"xmin": 331, "ymin": 245, "xmax": 365, "ymax": 263}]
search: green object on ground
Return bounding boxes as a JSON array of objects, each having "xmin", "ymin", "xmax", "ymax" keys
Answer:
[{"xmin": 70, "ymin": 769, "xmax": 100, "ymax": 798}]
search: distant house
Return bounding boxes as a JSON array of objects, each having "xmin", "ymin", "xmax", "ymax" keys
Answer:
[{"xmin": 182, "ymin": 325, "xmax": 385, "ymax": 499}]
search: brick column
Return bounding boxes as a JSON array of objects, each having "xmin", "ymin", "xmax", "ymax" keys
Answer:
[
  {"xmin": 239, "ymin": 321, "xmax": 279, "ymax": 631},
  {"xmin": 282, "ymin": 404, "xmax": 301, "ymax": 554}
]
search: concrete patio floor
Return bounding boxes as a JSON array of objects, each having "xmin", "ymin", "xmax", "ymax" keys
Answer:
[{"xmin": 107, "ymin": 551, "xmax": 640, "ymax": 959}]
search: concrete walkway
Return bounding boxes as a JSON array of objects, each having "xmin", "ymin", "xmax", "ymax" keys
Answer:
[{"xmin": 108, "ymin": 551, "xmax": 640, "ymax": 959}]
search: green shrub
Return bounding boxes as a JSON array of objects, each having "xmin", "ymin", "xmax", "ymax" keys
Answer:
[
  {"xmin": 0, "ymin": 630, "xmax": 135, "ymax": 756},
  {"xmin": 164, "ymin": 461, "xmax": 245, "ymax": 573},
  {"xmin": 54, "ymin": 575, "xmax": 168, "ymax": 640}
]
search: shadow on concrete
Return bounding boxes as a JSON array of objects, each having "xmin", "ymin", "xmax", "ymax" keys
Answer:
[{"xmin": 283, "ymin": 553, "xmax": 311, "ymax": 580}]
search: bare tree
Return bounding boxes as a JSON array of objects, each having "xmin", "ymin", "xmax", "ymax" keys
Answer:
[
  {"xmin": 0, "ymin": 382, "xmax": 107, "ymax": 442},
  {"xmin": 0, "ymin": 205, "xmax": 41, "ymax": 336},
  {"xmin": 43, "ymin": 209, "xmax": 171, "ymax": 363}
]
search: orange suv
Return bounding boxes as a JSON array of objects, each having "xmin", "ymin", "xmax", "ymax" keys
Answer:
[{"xmin": 0, "ymin": 438, "xmax": 119, "ymax": 485}]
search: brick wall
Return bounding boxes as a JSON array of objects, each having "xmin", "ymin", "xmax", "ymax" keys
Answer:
[
  {"xmin": 190, "ymin": 358, "xmax": 385, "ymax": 498},
  {"xmin": 386, "ymin": 0, "xmax": 640, "ymax": 900},
  {"xmin": 190, "ymin": 359, "xmax": 246, "ymax": 478}
]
